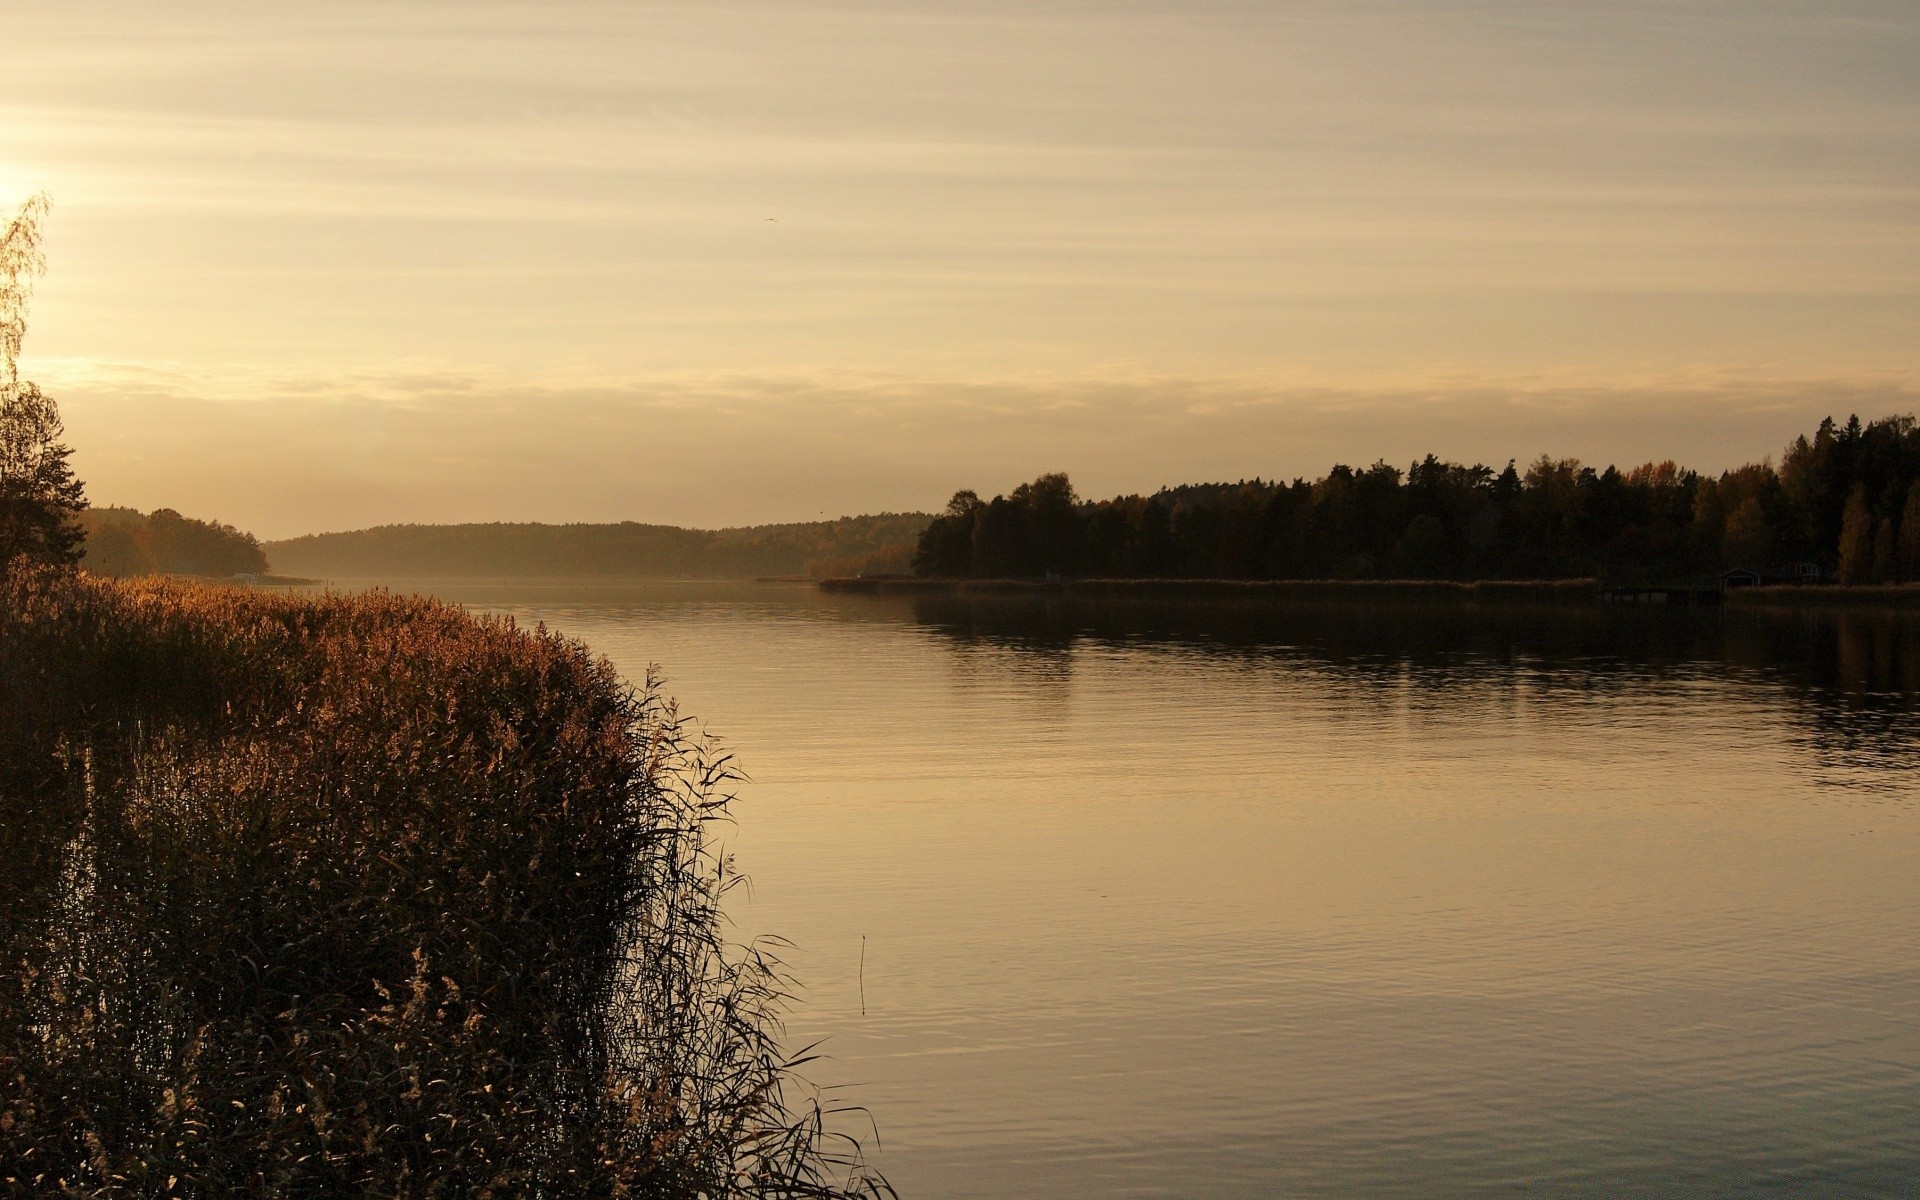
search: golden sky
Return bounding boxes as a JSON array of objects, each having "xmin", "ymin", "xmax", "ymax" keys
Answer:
[{"xmin": 5, "ymin": 0, "xmax": 1917, "ymax": 537}]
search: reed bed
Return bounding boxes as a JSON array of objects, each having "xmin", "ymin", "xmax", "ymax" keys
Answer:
[{"xmin": 0, "ymin": 566, "xmax": 889, "ymax": 1198}]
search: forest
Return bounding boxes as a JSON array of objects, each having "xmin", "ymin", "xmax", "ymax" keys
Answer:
[
  {"xmin": 267, "ymin": 512, "xmax": 930, "ymax": 580},
  {"xmin": 913, "ymin": 415, "xmax": 1920, "ymax": 585},
  {"xmin": 80, "ymin": 506, "xmax": 271, "ymax": 578}
]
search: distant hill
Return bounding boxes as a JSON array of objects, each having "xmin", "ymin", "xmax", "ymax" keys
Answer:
[
  {"xmin": 81, "ymin": 507, "xmax": 270, "ymax": 578},
  {"xmin": 264, "ymin": 513, "xmax": 933, "ymax": 580}
]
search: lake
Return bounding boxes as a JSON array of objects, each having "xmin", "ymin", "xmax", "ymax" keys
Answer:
[{"xmin": 417, "ymin": 582, "xmax": 1919, "ymax": 1198}]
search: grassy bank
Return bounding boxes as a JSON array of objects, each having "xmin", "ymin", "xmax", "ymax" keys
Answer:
[
  {"xmin": 0, "ymin": 568, "xmax": 887, "ymax": 1198},
  {"xmin": 819, "ymin": 576, "xmax": 1599, "ymax": 601}
]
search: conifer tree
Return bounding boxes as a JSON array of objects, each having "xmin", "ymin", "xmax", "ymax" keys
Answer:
[{"xmin": 0, "ymin": 193, "xmax": 86, "ymax": 568}]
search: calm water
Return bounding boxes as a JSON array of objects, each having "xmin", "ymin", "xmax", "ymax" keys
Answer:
[{"xmin": 419, "ymin": 583, "xmax": 1919, "ymax": 1198}]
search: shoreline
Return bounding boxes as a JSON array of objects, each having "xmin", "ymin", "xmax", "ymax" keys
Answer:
[
  {"xmin": 1727, "ymin": 583, "xmax": 1920, "ymax": 608},
  {"xmin": 818, "ymin": 576, "xmax": 1920, "ymax": 608},
  {"xmin": 817, "ymin": 576, "xmax": 1599, "ymax": 601}
]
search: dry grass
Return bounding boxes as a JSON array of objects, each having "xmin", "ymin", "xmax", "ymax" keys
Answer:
[{"xmin": 0, "ymin": 566, "xmax": 890, "ymax": 1199}]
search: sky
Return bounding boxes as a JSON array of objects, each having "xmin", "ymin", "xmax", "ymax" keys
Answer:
[{"xmin": 3, "ymin": 0, "xmax": 1917, "ymax": 538}]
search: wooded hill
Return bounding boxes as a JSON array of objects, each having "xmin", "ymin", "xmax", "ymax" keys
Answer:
[
  {"xmin": 80, "ymin": 506, "xmax": 269, "ymax": 578},
  {"xmin": 266, "ymin": 512, "xmax": 932, "ymax": 580}
]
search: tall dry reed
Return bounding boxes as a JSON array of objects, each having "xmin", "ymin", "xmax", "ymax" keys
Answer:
[{"xmin": 0, "ymin": 566, "xmax": 889, "ymax": 1198}]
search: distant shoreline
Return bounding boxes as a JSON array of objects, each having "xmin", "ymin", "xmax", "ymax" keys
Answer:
[
  {"xmin": 90, "ymin": 571, "xmax": 323, "ymax": 587},
  {"xmin": 818, "ymin": 576, "xmax": 1920, "ymax": 608},
  {"xmin": 1727, "ymin": 583, "xmax": 1920, "ymax": 608},
  {"xmin": 817, "ymin": 577, "xmax": 1599, "ymax": 600}
]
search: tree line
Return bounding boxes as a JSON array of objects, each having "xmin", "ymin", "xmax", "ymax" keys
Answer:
[
  {"xmin": 80, "ymin": 505, "xmax": 271, "ymax": 577},
  {"xmin": 914, "ymin": 414, "xmax": 1920, "ymax": 584},
  {"xmin": 266, "ymin": 512, "xmax": 931, "ymax": 580}
]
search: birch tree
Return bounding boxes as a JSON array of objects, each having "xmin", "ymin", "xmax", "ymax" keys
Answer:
[{"xmin": 0, "ymin": 193, "xmax": 86, "ymax": 567}]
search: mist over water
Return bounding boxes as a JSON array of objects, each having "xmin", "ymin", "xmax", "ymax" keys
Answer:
[{"xmin": 422, "ymin": 583, "xmax": 1919, "ymax": 1198}]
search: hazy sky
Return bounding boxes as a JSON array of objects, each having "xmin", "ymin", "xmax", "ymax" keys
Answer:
[{"xmin": 4, "ymin": 0, "xmax": 1917, "ymax": 537}]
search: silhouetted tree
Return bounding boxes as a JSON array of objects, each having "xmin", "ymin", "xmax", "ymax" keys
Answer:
[
  {"xmin": 913, "ymin": 413, "xmax": 1920, "ymax": 585},
  {"xmin": 913, "ymin": 490, "xmax": 983, "ymax": 576},
  {"xmin": 0, "ymin": 193, "xmax": 84, "ymax": 569}
]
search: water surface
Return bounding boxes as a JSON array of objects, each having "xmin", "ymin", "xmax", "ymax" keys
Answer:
[{"xmin": 417, "ymin": 583, "xmax": 1920, "ymax": 1198}]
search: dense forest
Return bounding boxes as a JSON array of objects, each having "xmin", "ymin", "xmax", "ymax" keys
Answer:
[
  {"xmin": 80, "ymin": 506, "xmax": 270, "ymax": 577},
  {"xmin": 267, "ymin": 512, "xmax": 931, "ymax": 580},
  {"xmin": 914, "ymin": 414, "xmax": 1920, "ymax": 584}
]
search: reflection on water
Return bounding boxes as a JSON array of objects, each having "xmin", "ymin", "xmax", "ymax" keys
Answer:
[
  {"xmin": 906, "ymin": 594, "xmax": 1920, "ymax": 787},
  {"xmin": 409, "ymin": 583, "xmax": 1920, "ymax": 1198}
]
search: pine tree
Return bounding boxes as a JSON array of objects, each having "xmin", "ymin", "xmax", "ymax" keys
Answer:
[{"xmin": 0, "ymin": 193, "xmax": 86, "ymax": 568}]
